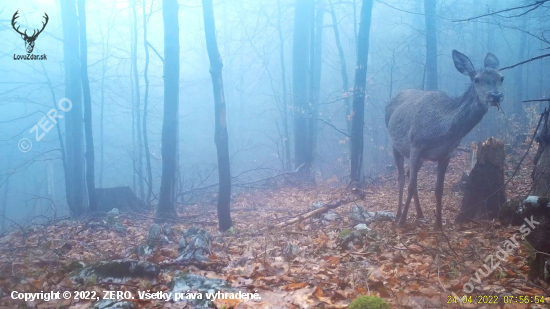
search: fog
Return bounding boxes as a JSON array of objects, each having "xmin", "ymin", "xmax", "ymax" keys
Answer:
[{"xmin": 0, "ymin": 0, "xmax": 548, "ymax": 229}]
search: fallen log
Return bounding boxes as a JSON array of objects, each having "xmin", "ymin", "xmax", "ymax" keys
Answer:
[{"xmin": 268, "ymin": 195, "xmax": 362, "ymax": 229}]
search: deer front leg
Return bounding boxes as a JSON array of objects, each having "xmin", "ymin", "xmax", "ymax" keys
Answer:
[
  {"xmin": 393, "ymin": 148, "xmax": 405, "ymax": 222},
  {"xmin": 398, "ymin": 151, "xmax": 422, "ymax": 227},
  {"xmin": 413, "ymin": 190, "xmax": 424, "ymax": 219},
  {"xmin": 435, "ymin": 156, "xmax": 451, "ymax": 230}
]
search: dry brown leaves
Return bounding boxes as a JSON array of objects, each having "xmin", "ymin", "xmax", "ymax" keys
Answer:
[{"xmin": 0, "ymin": 149, "xmax": 548, "ymax": 308}]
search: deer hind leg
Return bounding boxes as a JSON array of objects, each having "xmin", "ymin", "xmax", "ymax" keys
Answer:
[
  {"xmin": 435, "ymin": 156, "xmax": 451, "ymax": 230},
  {"xmin": 393, "ymin": 148, "xmax": 405, "ymax": 222},
  {"xmin": 398, "ymin": 151, "xmax": 423, "ymax": 227}
]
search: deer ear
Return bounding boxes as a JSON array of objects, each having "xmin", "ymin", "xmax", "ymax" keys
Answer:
[
  {"xmin": 484, "ymin": 53, "xmax": 499, "ymax": 69},
  {"xmin": 452, "ymin": 50, "xmax": 475, "ymax": 80}
]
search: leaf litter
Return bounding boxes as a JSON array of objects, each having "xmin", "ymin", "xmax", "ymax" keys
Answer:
[{"xmin": 0, "ymin": 149, "xmax": 548, "ymax": 308}]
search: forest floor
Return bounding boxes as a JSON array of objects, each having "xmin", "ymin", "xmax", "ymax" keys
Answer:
[{"xmin": 1, "ymin": 145, "xmax": 549, "ymax": 308}]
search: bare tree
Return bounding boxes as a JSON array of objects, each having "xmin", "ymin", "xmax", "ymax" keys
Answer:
[
  {"xmin": 143, "ymin": 0, "xmax": 154, "ymax": 203},
  {"xmin": 61, "ymin": 0, "xmax": 86, "ymax": 216},
  {"xmin": 276, "ymin": 0, "xmax": 292, "ymax": 172},
  {"xmin": 77, "ymin": 0, "xmax": 97, "ymax": 211},
  {"xmin": 309, "ymin": 1, "xmax": 324, "ymax": 166},
  {"xmin": 424, "ymin": 0, "xmax": 438, "ymax": 90},
  {"xmin": 156, "ymin": 0, "xmax": 180, "ymax": 219},
  {"xmin": 328, "ymin": 0, "xmax": 351, "ymax": 135},
  {"xmin": 292, "ymin": 0, "xmax": 315, "ymax": 181},
  {"xmin": 350, "ymin": 0, "xmax": 373, "ymax": 184},
  {"xmin": 131, "ymin": 0, "xmax": 145, "ymax": 200},
  {"xmin": 202, "ymin": 0, "xmax": 232, "ymax": 232}
]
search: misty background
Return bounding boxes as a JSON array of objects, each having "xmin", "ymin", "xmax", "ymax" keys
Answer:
[{"xmin": 0, "ymin": 0, "xmax": 548, "ymax": 228}]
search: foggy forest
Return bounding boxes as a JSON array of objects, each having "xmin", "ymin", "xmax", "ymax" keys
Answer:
[{"xmin": 0, "ymin": 0, "xmax": 549, "ymax": 307}]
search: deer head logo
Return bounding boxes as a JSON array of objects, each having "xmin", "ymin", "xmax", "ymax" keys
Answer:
[{"xmin": 11, "ymin": 11, "xmax": 49, "ymax": 54}]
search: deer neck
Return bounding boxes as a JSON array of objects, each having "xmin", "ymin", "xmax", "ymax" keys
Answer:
[{"xmin": 450, "ymin": 84, "xmax": 488, "ymax": 138}]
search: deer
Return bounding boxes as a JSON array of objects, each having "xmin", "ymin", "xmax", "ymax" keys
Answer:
[
  {"xmin": 11, "ymin": 11, "xmax": 49, "ymax": 54},
  {"xmin": 385, "ymin": 50, "xmax": 504, "ymax": 229}
]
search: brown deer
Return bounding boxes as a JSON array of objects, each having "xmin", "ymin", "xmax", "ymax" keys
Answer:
[
  {"xmin": 385, "ymin": 50, "xmax": 504, "ymax": 229},
  {"xmin": 11, "ymin": 11, "xmax": 49, "ymax": 54}
]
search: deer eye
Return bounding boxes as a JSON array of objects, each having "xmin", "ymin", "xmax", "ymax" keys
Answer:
[
  {"xmin": 474, "ymin": 77, "xmax": 480, "ymax": 83},
  {"xmin": 500, "ymin": 76, "xmax": 504, "ymax": 83}
]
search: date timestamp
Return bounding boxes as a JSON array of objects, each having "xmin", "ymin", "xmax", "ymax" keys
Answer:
[{"xmin": 447, "ymin": 294, "xmax": 546, "ymax": 305}]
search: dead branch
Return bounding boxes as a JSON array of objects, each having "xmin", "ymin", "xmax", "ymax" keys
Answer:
[
  {"xmin": 158, "ymin": 259, "xmax": 227, "ymax": 270},
  {"xmin": 501, "ymin": 53, "xmax": 550, "ymax": 71},
  {"xmin": 523, "ymin": 98, "xmax": 550, "ymax": 103},
  {"xmin": 178, "ymin": 164, "xmax": 305, "ymax": 197},
  {"xmin": 268, "ymin": 194, "xmax": 362, "ymax": 229},
  {"xmin": 453, "ymin": 0, "xmax": 549, "ymax": 22}
]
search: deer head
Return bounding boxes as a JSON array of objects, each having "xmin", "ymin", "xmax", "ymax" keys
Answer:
[
  {"xmin": 11, "ymin": 11, "xmax": 49, "ymax": 54},
  {"xmin": 452, "ymin": 50, "xmax": 504, "ymax": 110}
]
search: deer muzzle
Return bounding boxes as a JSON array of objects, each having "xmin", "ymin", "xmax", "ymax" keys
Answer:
[{"xmin": 489, "ymin": 92, "xmax": 503, "ymax": 106}]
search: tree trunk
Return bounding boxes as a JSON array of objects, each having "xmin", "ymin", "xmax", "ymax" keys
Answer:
[
  {"xmin": 514, "ymin": 15, "xmax": 528, "ymax": 129},
  {"xmin": 142, "ymin": 0, "xmax": 153, "ymax": 203},
  {"xmin": 40, "ymin": 62, "xmax": 71, "ymax": 215},
  {"xmin": 61, "ymin": 0, "xmax": 86, "ymax": 216},
  {"xmin": 424, "ymin": 0, "xmax": 438, "ymax": 91},
  {"xmin": 1, "ymin": 155, "xmax": 10, "ymax": 232},
  {"xmin": 202, "ymin": 0, "xmax": 232, "ymax": 232},
  {"xmin": 350, "ymin": 0, "xmax": 373, "ymax": 184},
  {"xmin": 308, "ymin": 3, "xmax": 324, "ymax": 173},
  {"xmin": 276, "ymin": 0, "xmax": 292, "ymax": 172},
  {"xmin": 156, "ymin": 0, "xmax": 180, "ymax": 220},
  {"xmin": 99, "ymin": 36, "xmax": 106, "ymax": 188},
  {"xmin": 77, "ymin": 0, "xmax": 97, "ymax": 212},
  {"xmin": 292, "ymin": 0, "xmax": 315, "ymax": 181},
  {"xmin": 131, "ymin": 0, "xmax": 145, "ymax": 200},
  {"xmin": 328, "ymin": 0, "xmax": 351, "ymax": 136}
]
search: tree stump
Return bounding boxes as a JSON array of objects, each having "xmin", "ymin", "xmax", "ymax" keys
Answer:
[
  {"xmin": 456, "ymin": 138, "xmax": 506, "ymax": 223},
  {"xmin": 95, "ymin": 186, "xmax": 147, "ymax": 212}
]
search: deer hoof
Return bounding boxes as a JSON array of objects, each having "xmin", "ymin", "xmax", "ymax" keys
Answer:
[
  {"xmin": 395, "ymin": 212, "xmax": 402, "ymax": 222},
  {"xmin": 397, "ymin": 218, "xmax": 407, "ymax": 227}
]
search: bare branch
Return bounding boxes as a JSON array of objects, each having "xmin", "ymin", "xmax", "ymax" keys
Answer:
[
  {"xmin": 500, "ymin": 53, "xmax": 550, "ymax": 71},
  {"xmin": 453, "ymin": 0, "xmax": 549, "ymax": 22}
]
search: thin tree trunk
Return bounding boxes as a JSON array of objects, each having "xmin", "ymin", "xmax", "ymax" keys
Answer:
[
  {"xmin": 143, "ymin": 0, "xmax": 153, "ymax": 203},
  {"xmin": 77, "ymin": 0, "xmax": 97, "ymax": 212},
  {"xmin": 1, "ymin": 155, "xmax": 10, "ymax": 232},
  {"xmin": 202, "ymin": 0, "xmax": 232, "ymax": 232},
  {"xmin": 131, "ymin": 22, "xmax": 136, "ymax": 195},
  {"xmin": 514, "ymin": 15, "xmax": 528, "ymax": 128},
  {"xmin": 40, "ymin": 62, "xmax": 70, "ymax": 212},
  {"xmin": 99, "ymin": 5, "xmax": 115, "ymax": 188},
  {"xmin": 292, "ymin": 0, "xmax": 315, "ymax": 181},
  {"xmin": 100, "ymin": 40, "xmax": 106, "ymax": 187},
  {"xmin": 276, "ymin": 0, "xmax": 291, "ymax": 172},
  {"xmin": 350, "ymin": 0, "xmax": 373, "ymax": 184},
  {"xmin": 61, "ymin": 0, "xmax": 85, "ymax": 216},
  {"xmin": 353, "ymin": 0, "xmax": 358, "ymax": 47},
  {"xmin": 424, "ymin": 0, "xmax": 438, "ymax": 91},
  {"xmin": 309, "ymin": 3, "xmax": 324, "ymax": 175},
  {"xmin": 328, "ymin": 0, "xmax": 351, "ymax": 135},
  {"xmin": 131, "ymin": 0, "xmax": 145, "ymax": 200},
  {"xmin": 156, "ymin": 0, "xmax": 180, "ymax": 219}
]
